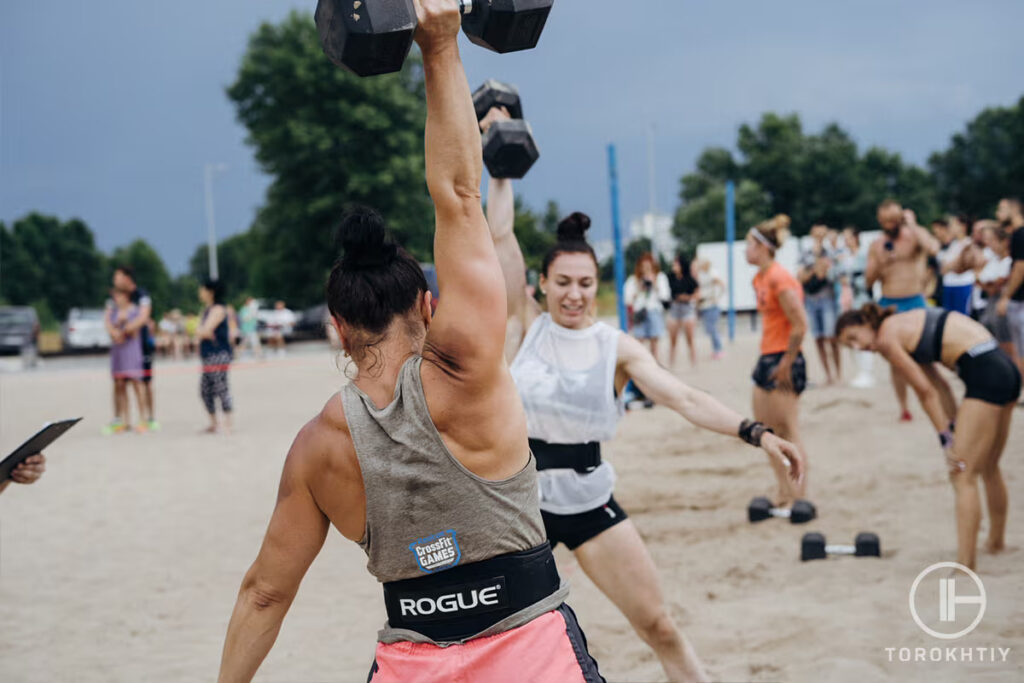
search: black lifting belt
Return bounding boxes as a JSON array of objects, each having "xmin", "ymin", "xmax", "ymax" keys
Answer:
[
  {"xmin": 529, "ymin": 439, "xmax": 602, "ymax": 473},
  {"xmin": 382, "ymin": 543, "xmax": 561, "ymax": 642}
]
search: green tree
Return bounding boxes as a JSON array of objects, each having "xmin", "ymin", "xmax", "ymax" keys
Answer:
[
  {"xmin": 0, "ymin": 213, "xmax": 107, "ymax": 319},
  {"xmin": 929, "ymin": 95, "xmax": 1024, "ymax": 217},
  {"xmin": 109, "ymin": 240, "xmax": 173, "ymax": 316},
  {"xmin": 673, "ymin": 180, "xmax": 770, "ymax": 254},
  {"xmin": 227, "ymin": 11, "xmax": 432, "ymax": 306},
  {"xmin": 737, "ymin": 113, "xmax": 805, "ymax": 221}
]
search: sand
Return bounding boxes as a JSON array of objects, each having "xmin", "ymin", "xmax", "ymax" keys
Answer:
[{"xmin": 1, "ymin": 331, "xmax": 1021, "ymax": 683}]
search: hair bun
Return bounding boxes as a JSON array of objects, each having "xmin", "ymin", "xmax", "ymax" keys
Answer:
[
  {"xmin": 557, "ymin": 212, "xmax": 591, "ymax": 242},
  {"xmin": 338, "ymin": 206, "xmax": 398, "ymax": 270}
]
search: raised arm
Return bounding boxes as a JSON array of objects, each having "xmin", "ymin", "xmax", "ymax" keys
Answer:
[
  {"xmin": 618, "ymin": 335, "xmax": 803, "ymax": 484},
  {"xmin": 865, "ymin": 240, "xmax": 883, "ymax": 290},
  {"xmin": 417, "ymin": 0, "xmax": 507, "ymax": 379},
  {"xmin": 482, "ymin": 108, "xmax": 536, "ymax": 333},
  {"xmin": 218, "ymin": 426, "xmax": 330, "ymax": 682}
]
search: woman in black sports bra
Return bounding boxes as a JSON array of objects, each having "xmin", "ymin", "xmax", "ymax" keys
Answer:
[{"xmin": 836, "ymin": 302, "xmax": 1020, "ymax": 569}]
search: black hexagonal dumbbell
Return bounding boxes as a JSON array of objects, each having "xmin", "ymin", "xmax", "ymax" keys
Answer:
[
  {"xmin": 473, "ymin": 80, "xmax": 539, "ymax": 179},
  {"xmin": 316, "ymin": 0, "xmax": 555, "ymax": 77},
  {"xmin": 747, "ymin": 496, "xmax": 816, "ymax": 524},
  {"xmin": 801, "ymin": 532, "xmax": 881, "ymax": 561}
]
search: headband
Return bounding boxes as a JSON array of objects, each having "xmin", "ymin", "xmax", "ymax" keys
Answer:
[{"xmin": 750, "ymin": 228, "xmax": 776, "ymax": 251}]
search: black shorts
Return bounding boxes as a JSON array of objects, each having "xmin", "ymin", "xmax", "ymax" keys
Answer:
[
  {"xmin": 541, "ymin": 496, "xmax": 627, "ymax": 551},
  {"xmin": 957, "ymin": 346, "xmax": 1022, "ymax": 406},
  {"xmin": 751, "ymin": 352, "xmax": 807, "ymax": 395},
  {"xmin": 140, "ymin": 334, "xmax": 154, "ymax": 384}
]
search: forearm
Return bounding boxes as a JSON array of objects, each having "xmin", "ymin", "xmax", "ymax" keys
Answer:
[
  {"xmin": 1000, "ymin": 263, "xmax": 1024, "ymax": 302},
  {"xmin": 916, "ymin": 389, "xmax": 950, "ymax": 436},
  {"xmin": 218, "ymin": 592, "xmax": 290, "ymax": 683},
  {"xmin": 781, "ymin": 326, "xmax": 804, "ymax": 362},
  {"xmin": 486, "ymin": 176, "xmax": 514, "ymax": 242},
  {"xmin": 666, "ymin": 385, "xmax": 747, "ymax": 439},
  {"xmin": 0, "ymin": 480, "xmax": 10, "ymax": 495},
  {"xmin": 423, "ymin": 44, "xmax": 482, "ymax": 205},
  {"xmin": 486, "ymin": 176, "xmax": 528, "ymax": 315}
]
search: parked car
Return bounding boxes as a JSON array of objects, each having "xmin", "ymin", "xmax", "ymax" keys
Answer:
[
  {"xmin": 292, "ymin": 303, "xmax": 329, "ymax": 340},
  {"xmin": 0, "ymin": 306, "xmax": 40, "ymax": 356},
  {"xmin": 61, "ymin": 308, "xmax": 112, "ymax": 350}
]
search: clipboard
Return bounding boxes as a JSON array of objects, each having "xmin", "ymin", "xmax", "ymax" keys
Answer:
[{"xmin": 0, "ymin": 418, "xmax": 82, "ymax": 482}]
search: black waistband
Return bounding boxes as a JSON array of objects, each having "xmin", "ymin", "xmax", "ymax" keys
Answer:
[
  {"xmin": 382, "ymin": 543, "xmax": 560, "ymax": 642},
  {"xmin": 529, "ymin": 439, "xmax": 602, "ymax": 472}
]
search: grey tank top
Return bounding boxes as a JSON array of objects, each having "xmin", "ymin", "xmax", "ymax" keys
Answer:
[{"xmin": 342, "ymin": 355, "xmax": 567, "ymax": 644}]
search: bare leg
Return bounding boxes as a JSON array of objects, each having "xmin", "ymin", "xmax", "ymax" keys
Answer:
[
  {"xmin": 129, "ymin": 381, "xmax": 146, "ymax": 426},
  {"xmin": 142, "ymin": 382, "xmax": 154, "ymax": 422},
  {"xmin": 683, "ymin": 318, "xmax": 697, "ymax": 367},
  {"xmin": 666, "ymin": 318, "xmax": 680, "ymax": 367},
  {"xmin": 114, "ymin": 379, "xmax": 127, "ymax": 425},
  {"xmin": 574, "ymin": 521, "xmax": 708, "ymax": 683},
  {"xmin": 814, "ymin": 338, "xmax": 833, "ymax": 383},
  {"xmin": 950, "ymin": 399, "xmax": 1000, "ymax": 570},
  {"xmin": 753, "ymin": 386, "xmax": 807, "ymax": 504},
  {"xmin": 983, "ymin": 405, "xmax": 1013, "ymax": 553},
  {"xmin": 891, "ymin": 365, "xmax": 911, "ymax": 419},
  {"xmin": 829, "ymin": 338, "xmax": 842, "ymax": 381}
]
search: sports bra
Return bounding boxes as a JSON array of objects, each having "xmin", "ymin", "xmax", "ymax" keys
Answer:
[{"xmin": 910, "ymin": 308, "xmax": 949, "ymax": 365}]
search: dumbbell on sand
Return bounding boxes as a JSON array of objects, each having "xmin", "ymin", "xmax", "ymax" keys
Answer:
[
  {"xmin": 747, "ymin": 496, "xmax": 816, "ymax": 524},
  {"xmin": 801, "ymin": 532, "xmax": 881, "ymax": 561}
]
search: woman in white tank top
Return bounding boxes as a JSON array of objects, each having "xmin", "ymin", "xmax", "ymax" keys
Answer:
[{"xmin": 481, "ymin": 125, "xmax": 805, "ymax": 683}]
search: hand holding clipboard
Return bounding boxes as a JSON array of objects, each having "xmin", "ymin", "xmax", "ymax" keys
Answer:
[{"xmin": 0, "ymin": 418, "xmax": 81, "ymax": 493}]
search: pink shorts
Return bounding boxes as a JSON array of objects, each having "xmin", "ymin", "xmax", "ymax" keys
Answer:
[{"xmin": 368, "ymin": 605, "xmax": 603, "ymax": 683}]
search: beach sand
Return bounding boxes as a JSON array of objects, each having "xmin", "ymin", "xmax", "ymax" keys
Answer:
[{"xmin": 1, "ymin": 332, "xmax": 1021, "ymax": 682}]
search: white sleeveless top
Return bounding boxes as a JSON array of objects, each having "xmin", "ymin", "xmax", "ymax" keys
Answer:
[{"xmin": 509, "ymin": 314, "xmax": 624, "ymax": 514}]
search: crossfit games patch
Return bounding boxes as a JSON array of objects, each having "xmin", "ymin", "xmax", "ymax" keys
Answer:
[{"xmin": 409, "ymin": 530, "xmax": 462, "ymax": 574}]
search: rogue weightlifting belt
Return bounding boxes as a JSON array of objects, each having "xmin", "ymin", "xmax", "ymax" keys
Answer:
[
  {"xmin": 529, "ymin": 439, "xmax": 602, "ymax": 473},
  {"xmin": 382, "ymin": 543, "xmax": 560, "ymax": 642}
]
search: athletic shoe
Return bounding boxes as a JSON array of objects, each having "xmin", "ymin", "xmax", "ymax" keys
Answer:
[
  {"xmin": 102, "ymin": 421, "xmax": 127, "ymax": 435},
  {"xmin": 900, "ymin": 409, "xmax": 913, "ymax": 422},
  {"xmin": 712, "ymin": 351, "xmax": 725, "ymax": 360},
  {"xmin": 147, "ymin": 420, "xmax": 162, "ymax": 432},
  {"xmin": 134, "ymin": 423, "xmax": 149, "ymax": 434}
]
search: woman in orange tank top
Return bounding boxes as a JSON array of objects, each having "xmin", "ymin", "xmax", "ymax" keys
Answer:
[{"xmin": 746, "ymin": 215, "xmax": 811, "ymax": 506}]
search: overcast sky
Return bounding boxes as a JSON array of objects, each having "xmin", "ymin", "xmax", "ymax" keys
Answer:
[{"xmin": 3, "ymin": 1, "xmax": 1023, "ymax": 273}]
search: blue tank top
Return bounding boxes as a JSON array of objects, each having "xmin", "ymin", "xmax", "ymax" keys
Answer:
[{"xmin": 200, "ymin": 306, "xmax": 232, "ymax": 358}]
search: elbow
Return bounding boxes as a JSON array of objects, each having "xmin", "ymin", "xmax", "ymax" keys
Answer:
[{"xmin": 239, "ymin": 574, "xmax": 293, "ymax": 612}]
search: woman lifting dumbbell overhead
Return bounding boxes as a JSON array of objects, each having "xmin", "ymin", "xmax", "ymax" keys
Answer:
[
  {"xmin": 219, "ymin": 4, "xmax": 602, "ymax": 682},
  {"xmin": 483, "ymin": 110, "xmax": 805, "ymax": 683},
  {"xmin": 745, "ymin": 215, "xmax": 812, "ymax": 507},
  {"xmin": 836, "ymin": 303, "xmax": 1020, "ymax": 570}
]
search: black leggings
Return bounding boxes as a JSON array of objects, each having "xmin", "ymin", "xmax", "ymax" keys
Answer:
[{"xmin": 200, "ymin": 352, "xmax": 233, "ymax": 414}]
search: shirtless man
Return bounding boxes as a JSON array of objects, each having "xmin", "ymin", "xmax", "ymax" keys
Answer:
[{"xmin": 866, "ymin": 199, "xmax": 949, "ymax": 421}]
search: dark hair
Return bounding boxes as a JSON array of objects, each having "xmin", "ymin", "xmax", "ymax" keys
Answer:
[
  {"xmin": 674, "ymin": 252, "xmax": 697, "ymax": 288},
  {"xmin": 114, "ymin": 265, "xmax": 136, "ymax": 282},
  {"xmin": 931, "ymin": 218, "xmax": 949, "ymax": 229},
  {"xmin": 326, "ymin": 206, "xmax": 428, "ymax": 339},
  {"xmin": 836, "ymin": 302, "xmax": 896, "ymax": 337},
  {"xmin": 541, "ymin": 212, "xmax": 598, "ymax": 276},
  {"xmin": 202, "ymin": 278, "xmax": 225, "ymax": 304}
]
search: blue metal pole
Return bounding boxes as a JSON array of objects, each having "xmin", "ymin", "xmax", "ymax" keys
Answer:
[
  {"xmin": 608, "ymin": 144, "xmax": 627, "ymax": 331},
  {"xmin": 725, "ymin": 179, "xmax": 736, "ymax": 342}
]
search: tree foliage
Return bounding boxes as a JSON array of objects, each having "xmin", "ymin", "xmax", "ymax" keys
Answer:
[
  {"xmin": 929, "ymin": 95, "xmax": 1024, "ymax": 217},
  {"xmin": 675, "ymin": 112, "xmax": 941, "ymax": 241},
  {"xmin": 226, "ymin": 10, "xmax": 432, "ymax": 306},
  {"xmin": 0, "ymin": 213, "xmax": 108, "ymax": 319}
]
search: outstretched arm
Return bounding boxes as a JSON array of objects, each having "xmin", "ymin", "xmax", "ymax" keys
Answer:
[
  {"xmin": 618, "ymin": 335, "xmax": 804, "ymax": 484},
  {"xmin": 417, "ymin": 0, "xmax": 507, "ymax": 380}
]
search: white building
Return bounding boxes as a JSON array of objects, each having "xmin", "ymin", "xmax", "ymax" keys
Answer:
[{"xmin": 629, "ymin": 212, "xmax": 677, "ymax": 259}]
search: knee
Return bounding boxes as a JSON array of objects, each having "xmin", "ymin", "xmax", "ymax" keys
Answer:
[{"xmin": 635, "ymin": 608, "xmax": 680, "ymax": 650}]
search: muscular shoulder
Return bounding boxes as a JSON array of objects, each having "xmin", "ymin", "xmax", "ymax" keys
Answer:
[{"xmin": 286, "ymin": 393, "xmax": 359, "ymax": 481}]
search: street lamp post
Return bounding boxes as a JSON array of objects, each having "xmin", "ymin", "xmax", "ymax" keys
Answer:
[{"xmin": 204, "ymin": 163, "xmax": 228, "ymax": 280}]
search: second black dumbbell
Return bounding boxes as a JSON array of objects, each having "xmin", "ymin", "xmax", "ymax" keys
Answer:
[
  {"xmin": 801, "ymin": 532, "xmax": 881, "ymax": 561},
  {"xmin": 747, "ymin": 496, "xmax": 817, "ymax": 524},
  {"xmin": 473, "ymin": 79, "xmax": 540, "ymax": 179}
]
